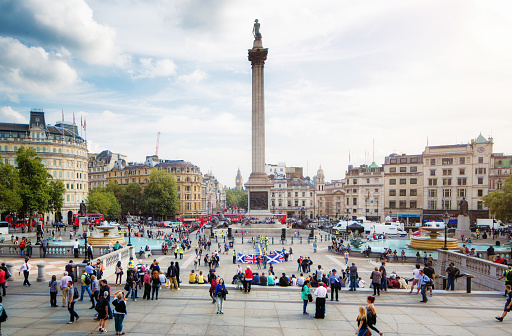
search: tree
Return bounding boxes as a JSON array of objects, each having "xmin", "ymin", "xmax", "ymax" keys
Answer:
[
  {"xmin": 47, "ymin": 180, "xmax": 66, "ymax": 214},
  {"xmin": 106, "ymin": 181, "xmax": 123, "ymax": 202},
  {"xmin": 0, "ymin": 157, "xmax": 21, "ymax": 213},
  {"xmin": 226, "ymin": 190, "xmax": 248, "ymax": 210},
  {"xmin": 142, "ymin": 169, "xmax": 179, "ymax": 219},
  {"xmin": 86, "ymin": 187, "xmax": 121, "ymax": 221},
  {"xmin": 16, "ymin": 147, "xmax": 53, "ymax": 232},
  {"xmin": 121, "ymin": 183, "xmax": 142, "ymax": 215},
  {"xmin": 483, "ymin": 175, "xmax": 512, "ymax": 223}
]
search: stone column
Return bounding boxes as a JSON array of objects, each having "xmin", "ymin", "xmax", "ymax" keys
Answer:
[
  {"xmin": 37, "ymin": 263, "xmax": 46, "ymax": 282},
  {"xmin": 6, "ymin": 263, "xmax": 14, "ymax": 281}
]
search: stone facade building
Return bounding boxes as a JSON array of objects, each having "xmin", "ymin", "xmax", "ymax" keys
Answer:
[
  {"xmin": 202, "ymin": 173, "xmax": 226, "ymax": 215},
  {"xmin": 269, "ymin": 176, "xmax": 315, "ymax": 218},
  {"xmin": 0, "ymin": 109, "xmax": 88, "ymax": 224},
  {"xmin": 88, "ymin": 150, "xmax": 126, "ymax": 190}
]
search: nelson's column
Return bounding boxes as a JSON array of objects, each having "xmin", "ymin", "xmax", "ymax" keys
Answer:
[{"xmin": 245, "ymin": 19, "xmax": 273, "ymax": 220}]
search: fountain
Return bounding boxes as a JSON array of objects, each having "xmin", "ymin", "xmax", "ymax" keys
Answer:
[
  {"xmin": 408, "ymin": 227, "xmax": 459, "ymax": 251},
  {"xmin": 87, "ymin": 221, "xmax": 126, "ymax": 246}
]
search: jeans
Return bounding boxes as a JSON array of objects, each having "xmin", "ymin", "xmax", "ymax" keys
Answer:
[
  {"xmin": 381, "ymin": 276, "xmax": 388, "ymax": 291},
  {"xmin": 91, "ymin": 291, "xmax": 98, "ymax": 308},
  {"xmin": 446, "ymin": 277, "xmax": 455, "ymax": 290},
  {"xmin": 143, "ymin": 283, "xmax": 151, "ymax": 299},
  {"xmin": 357, "ymin": 329, "xmax": 368, "ymax": 336},
  {"xmin": 373, "ymin": 282, "xmax": 380, "ymax": 296},
  {"xmin": 151, "ymin": 284, "xmax": 159, "ymax": 299},
  {"xmin": 216, "ymin": 296, "xmax": 224, "ymax": 312},
  {"xmin": 349, "ymin": 276, "xmax": 357, "ymax": 291},
  {"xmin": 127, "ymin": 286, "xmax": 136, "ymax": 300},
  {"xmin": 0, "ymin": 282, "xmax": 6, "ymax": 296},
  {"xmin": 345, "ymin": 257, "xmax": 348, "ymax": 264},
  {"xmin": 50, "ymin": 292, "xmax": 57, "ymax": 306},
  {"xmin": 303, "ymin": 299, "xmax": 308, "ymax": 314},
  {"xmin": 420, "ymin": 284, "xmax": 428, "ymax": 302},
  {"xmin": 80, "ymin": 285, "xmax": 91, "ymax": 300},
  {"xmin": 114, "ymin": 313, "xmax": 125, "ymax": 332},
  {"xmin": 68, "ymin": 301, "xmax": 79, "ymax": 322}
]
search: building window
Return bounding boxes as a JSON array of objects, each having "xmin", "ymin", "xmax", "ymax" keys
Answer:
[
  {"xmin": 399, "ymin": 178, "xmax": 406, "ymax": 184},
  {"xmin": 389, "ymin": 189, "xmax": 396, "ymax": 196},
  {"xmin": 410, "ymin": 178, "xmax": 417, "ymax": 184},
  {"xmin": 457, "ymin": 178, "xmax": 467, "ymax": 186},
  {"xmin": 475, "ymin": 168, "xmax": 486, "ymax": 174},
  {"xmin": 442, "ymin": 200, "xmax": 451, "ymax": 210},
  {"xmin": 390, "ymin": 167, "xmax": 396, "ymax": 173},
  {"xmin": 353, "ymin": 198, "xmax": 357, "ymax": 205},
  {"xmin": 457, "ymin": 189, "xmax": 466, "ymax": 198},
  {"xmin": 497, "ymin": 181, "xmax": 503, "ymax": 189},
  {"xmin": 443, "ymin": 189, "xmax": 452, "ymax": 198},
  {"xmin": 428, "ymin": 179, "xmax": 437, "ymax": 186},
  {"xmin": 295, "ymin": 192, "xmax": 298, "ymax": 197},
  {"xmin": 459, "ymin": 168, "xmax": 465, "ymax": 175},
  {"xmin": 353, "ymin": 179, "xmax": 357, "ymax": 184},
  {"xmin": 477, "ymin": 189, "xmax": 483, "ymax": 197},
  {"xmin": 366, "ymin": 178, "xmax": 370, "ymax": 183},
  {"xmin": 400, "ymin": 167, "xmax": 406, "ymax": 172},
  {"xmin": 410, "ymin": 200, "xmax": 417, "ymax": 208},
  {"xmin": 442, "ymin": 158, "xmax": 454, "ymax": 165},
  {"xmin": 288, "ymin": 192, "xmax": 291, "ymax": 197},
  {"xmin": 459, "ymin": 157, "xmax": 465, "ymax": 164},
  {"xmin": 399, "ymin": 200, "xmax": 406, "ymax": 208},
  {"xmin": 410, "ymin": 189, "xmax": 417, "ymax": 196},
  {"xmin": 400, "ymin": 158, "xmax": 407, "ymax": 164},
  {"xmin": 294, "ymin": 200, "xmax": 299, "ymax": 207},
  {"xmin": 478, "ymin": 157, "xmax": 483, "ymax": 164},
  {"xmin": 399, "ymin": 189, "xmax": 406, "ymax": 196},
  {"xmin": 375, "ymin": 188, "xmax": 379, "ymax": 192},
  {"xmin": 478, "ymin": 177, "xmax": 484, "ymax": 184},
  {"xmin": 477, "ymin": 201, "xmax": 483, "ymax": 210},
  {"xmin": 389, "ymin": 179, "xmax": 396, "ymax": 185},
  {"xmin": 389, "ymin": 201, "xmax": 396, "ymax": 209},
  {"xmin": 353, "ymin": 189, "xmax": 357, "ymax": 193},
  {"xmin": 428, "ymin": 200, "xmax": 437, "ymax": 209},
  {"xmin": 442, "ymin": 169, "xmax": 452, "ymax": 176},
  {"xmin": 430, "ymin": 159, "xmax": 436, "ymax": 165},
  {"xmin": 287, "ymin": 201, "xmax": 291, "ymax": 207},
  {"xmin": 428, "ymin": 189, "xmax": 437, "ymax": 198},
  {"xmin": 410, "ymin": 166, "xmax": 417, "ymax": 172},
  {"xmin": 442, "ymin": 178, "xmax": 452, "ymax": 186},
  {"xmin": 430, "ymin": 169, "xmax": 436, "ymax": 176}
]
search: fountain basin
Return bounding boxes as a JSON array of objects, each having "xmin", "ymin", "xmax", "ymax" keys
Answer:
[{"xmin": 408, "ymin": 236, "xmax": 459, "ymax": 251}]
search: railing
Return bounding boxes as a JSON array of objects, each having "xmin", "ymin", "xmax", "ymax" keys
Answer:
[
  {"xmin": 436, "ymin": 250, "xmax": 508, "ymax": 291},
  {"xmin": 0, "ymin": 243, "xmax": 109, "ymax": 259},
  {"xmin": 94, "ymin": 246, "xmax": 134, "ymax": 280}
]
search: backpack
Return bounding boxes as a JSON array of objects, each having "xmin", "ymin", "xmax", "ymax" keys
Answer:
[
  {"xmin": 72, "ymin": 287, "xmax": 79, "ymax": 300},
  {"xmin": 168, "ymin": 266, "xmax": 176, "ymax": 278},
  {"xmin": 84, "ymin": 274, "xmax": 91, "ymax": 286},
  {"xmin": 95, "ymin": 297, "xmax": 106, "ymax": 313},
  {"xmin": 0, "ymin": 308, "xmax": 7, "ymax": 323},
  {"xmin": 506, "ymin": 270, "xmax": 512, "ymax": 282}
]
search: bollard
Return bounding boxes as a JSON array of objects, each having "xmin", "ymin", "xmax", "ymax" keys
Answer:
[
  {"xmin": 6, "ymin": 262, "xmax": 14, "ymax": 281},
  {"xmin": 242, "ymin": 237, "xmax": 244, "ymax": 244},
  {"xmin": 291, "ymin": 237, "xmax": 294, "ymax": 244},
  {"xmin": 300, "ymin": 237, "xmax": 303, "ymax": 244},
  {"xmin": 272, "ymin": 237, "xmax": 274, "ymax": 244},
  {"xmin": 37, "ymin": 263, "xmax": 46, "ymax": 282},
  {"xmin": 466, "ymin": 274, "xmax": 475, "ymax": 293},
  {"xmin": 442, "ymin": 277, "xmax": 447, "ymax": 290},
  {"xmin": 315, "ymin": 236, "xmax": 317, "ymax": 242}
]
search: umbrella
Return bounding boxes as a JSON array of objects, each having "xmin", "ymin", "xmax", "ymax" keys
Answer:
[{"xmin": 348, "ymin": 223, "xmax": 364, "ymax": 231}]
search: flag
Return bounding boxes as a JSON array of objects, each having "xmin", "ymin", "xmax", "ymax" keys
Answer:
[
  {"xmin": 81, "ymin": 116, "xmax": 83, "ymax": 127},
  {"xmin": 84, "ymin": 118, "xmax": 86, "ymax": 131},
  {"xmin": 73, "ymin": 112, "xmax": 75, "ymax": 124},
  {"xmin": 62, "ymin": 109, "xmax": 64, "ymax": 121},
  {"xmin": 266, "ymin": 253, "xmax": 283, "ymax": 264}
]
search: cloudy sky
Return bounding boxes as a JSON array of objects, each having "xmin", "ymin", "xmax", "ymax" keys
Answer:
[{"xmin": 1, "ymin": 0, "xmax": 512, "ymax": 187}]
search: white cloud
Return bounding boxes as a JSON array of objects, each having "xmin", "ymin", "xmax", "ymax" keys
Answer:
[
  {"xmin": 0, "ymin": 37, "xmax": 79, "ymax": 96},
  {"xmin": 177, "ymin": 69, "xmax": 207, "ymax": 84},
  {"xmin": 0, "ymin": 106, "xmax": 28, "ymax": 123},
  {"xmin": 129, "ymin": 58, "xmax": 177, "ymax": 79}
]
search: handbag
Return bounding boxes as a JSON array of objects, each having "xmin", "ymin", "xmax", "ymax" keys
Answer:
[
  {"xmin": 307, "ymin": 293, "xmax": 313, "ymax": 302},
  {"xmin": 364, "ymin": 329, "xmax": 372, "ymax": 336}
]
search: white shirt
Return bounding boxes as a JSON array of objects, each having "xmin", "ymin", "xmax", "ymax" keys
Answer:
[
  {"xmin": 19, "ymin": 262, "xmax": 31, "ymax": 272},
  {"xmin": 73, "ymin": 241, "xmax": 80, "ymax": 249},
  {"xmin": 413, "ymin": 269, "xmax": 421, "ymax": 280},
  {"xmin": 292, "ymin": 278, "xmax": 297, "ymax": 286},
  {"xmin": 314, "ymin": 286, "xmax": 328, "ymax": 298},
  {"xmin": 297, "ymin": 277, "xmax": 305, "ymax": 286},
  {"xmin": 316, "ymin": 269, "xmax": 324, "ymax": 280},
  {"xmin": 344, "ymin": 252, "xmax": 349, "ymax": 258}
]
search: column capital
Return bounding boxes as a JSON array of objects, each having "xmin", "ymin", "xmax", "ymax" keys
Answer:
[{"xmin": 248, "ymin": 48, "xmax": 268, "ymax": 66}]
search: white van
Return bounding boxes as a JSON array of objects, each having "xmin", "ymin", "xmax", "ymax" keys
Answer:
[
  {"xmin": 370, "ymin": 224, "xmax": 407, "ymax": 237},
  {"xmin": 0, "ymin": 221, "xmax": 9, "ymax": 235}
]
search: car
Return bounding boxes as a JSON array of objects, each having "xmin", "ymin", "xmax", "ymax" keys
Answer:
[{"xmin": 53, "ymin": 222, "xmax": 68, "ymax": 228}]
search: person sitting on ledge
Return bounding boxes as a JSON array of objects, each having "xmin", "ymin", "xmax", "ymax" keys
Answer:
[
  {"xmin": 197, "ymin": 271, "xmax": 205, "ymax": 284},
  {"xmin": 189, "ymin": 270, "xmax": 197, "ymax": 284},
  {"xmin": 259, "ymin": 272, "xmax": 267, "ymax": 286},
  {"xmin": 495, "ymin": 255, "xmax": 505, "ymax": 264},
  {"xmin": 252, "ymin": 273, "xmax": 260, "ymax": 285},
  {"xmin": 267, "ymin": 274, "xmax": 275, "ymax": 286},
  {"xmin": 279, "ymin": 273, "xmax": 290, "ymax": 287}
]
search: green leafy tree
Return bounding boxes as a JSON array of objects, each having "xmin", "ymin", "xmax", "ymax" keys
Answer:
[
  {"xmin": 226, "ymin": 190, "xmax": 248, "ymax": 210},
  {"xmin": 483, "ymin": 175, "xmax": 512, "ymax": 223},
  {"xmin": 0, "ymin": 157, "xmax": 22, "ymax": 213},
  {"xmin": 106, "ymin": 180, "xmax": 123, "ymax": 201},
  {"xmin": 142, "ymin": 169, "xmax": 180, "ymax": 219},
  {"xmin": 16, "ymin": 147, "xmax": 53, "ymax": 232},
  {"xmin": 47, "ymin": 180, "xmax": 66, "ymax": 214},
  {"xmin": 86, "ymin": 187, "xmax": 121, "ymax": 221},
  {"xmin": 121, "ymin": 183, "xmax": 142, "ymax": 215}
]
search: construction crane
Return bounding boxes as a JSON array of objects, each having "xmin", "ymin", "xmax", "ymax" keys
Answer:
[{"xmin": 155, "ymin": 131, "xmax": 160, "ymax": 156}]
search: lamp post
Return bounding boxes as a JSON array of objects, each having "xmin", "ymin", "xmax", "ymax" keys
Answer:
[
  {"xmin": 442, "ymin": 212, "xmax": 450, "ymax": 250},
  {"xmin": 127, "ymin": 223, "xmax": 132, "ymax": 247}
]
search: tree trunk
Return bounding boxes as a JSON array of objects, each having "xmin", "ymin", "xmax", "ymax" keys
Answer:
[{"xmin": 27, "ymin": 212, "xmax": 33, "ymax": 232}]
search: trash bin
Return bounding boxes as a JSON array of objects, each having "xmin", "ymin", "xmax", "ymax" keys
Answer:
[{"xmin": 229, "ymin": 241, "xmax": 233, "ymax": 248}]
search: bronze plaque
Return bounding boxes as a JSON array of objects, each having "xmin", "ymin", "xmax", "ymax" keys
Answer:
[{"xmin": 250, "ymin": 191, "xmax": 268, "ymax": 210}]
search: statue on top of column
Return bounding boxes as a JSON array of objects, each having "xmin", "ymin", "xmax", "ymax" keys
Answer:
[
  {"xmin": 253, "ymin": 19, "xmax": 262, "ymax": 39},
  {"xmin": 459, "ymin": 197, "xmax": 469, "ymax": 216}
]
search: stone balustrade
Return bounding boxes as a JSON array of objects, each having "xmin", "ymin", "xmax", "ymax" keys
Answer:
[
  {"xmin": 0, "ymin": 243, "xmax": 109, "ymax": 259},
  {"xmin": 94, "ymin": 246, "xmax": 134, "ymax": 280},
  {"xmin": 436, "ymin": 249, "xmax": 508, "ymax": 291}
]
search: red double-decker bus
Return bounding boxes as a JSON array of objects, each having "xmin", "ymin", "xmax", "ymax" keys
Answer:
[
  {"xmin": 73, "ymin": 214, "xmax": 105, "ymax": 228},
  {"xmin": 176, "ymin": 214, "xmax": 208, "ymax": 227},
  {"xmin": 223, "ymin": 213, "xmax": 243, "ymax": 223},
  {"xmin": 274, "ymin": 214, "xmax": 287, "ymax": 225}
]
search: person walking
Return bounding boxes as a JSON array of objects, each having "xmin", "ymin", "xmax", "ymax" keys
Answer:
[
  {"xmin": 445, "ymin": 262, "xmax": 459, "ymax": 291},
  {"xmin": 49, "ymin": 275, "xmax": 58, "ymax": 307},
  {"xmin": 379, "ymin": 262, "xmax": 388, "ymax": 292},
  {"xmin": 409, "ymin": 264, "xmax": 421, "ymax": 294},
  {"xmin": 314, "ymin": 282, "xmax": 327, "ymax": 319},
  {"xmin": 67, "ymin": 280, "xmax": 79, "ymax": 324},
  {"xmin": 301, "ymin": 280, "xmax": 311, "ymax": 315},
  {"xmin": 496, "ymin": 284, "xmax": 512, "ymax": 322},
  {"xmin": 112, "ymin": 291, "xmax": 127, "ymax": 335},
  {"xmin": 355, "ymin": 306, "xmax": 368, "ymax": 336},
  {"xmin": 73, "ymin": 239, "xmax": 80, "ymax": 258},
  {"xmin": 329, "ymin": 269, "xmax": 340, "ymax": 302},
  {"xmin": 244, "ymin": 266, "xmax": 253, "ymax": 294},
  {"xmin": 90, "ymin": 275, "xmax": 99, "ymax": 309},
  {"xmin": 209, "ymin": 275, "xmax": 217, "ymax": 304},
  {"xmin": 349, "ymin": 263, "xmax": 358, "ymax": 291},
  {"xmin": 79, "ymin": 269, "xmax": 92, "ymax": 301},
  {"xmin": 214, "ymin": 278, "xmax": 227, "ymax": 314},
  {"xmin": 498, "ymin": 264, "xmax": 512, "ymax": 296},
  {"xmin": 0, "ymin": 266, "xmax": 6, "ymax": 297},
  {"xmin": 115, "ymin": 261, "xmax": 123, "ymax": 286},
  {"xmin": 151, "ymin": 271, "xmax": 161, "ymax": 300},
  {"xmin": 95, "ymin": 291, "xmax": 109, "ymax": 333},
  {"xmin": 60, "ymin": 271, "xmax": 72, "ymax": 307},
  {"xmin": 143, "ymin": 271, "xmax": 151, "ymax": 300},
  {"xmin": 18, "ymin": 258, "xmax": 31, "ymax": 286},
  {"xmin": 344, "ymin": 251, "xmax": 349, "ymax": 264},
  {"xmin": 371, "ymin": 267, "xmax": 382, "ymax": 296},
  {"xmin": 366, "ymin": 296, "xmax": 383, "ymax": 336},
  {"xmin": 418, "ymin": 269, "xmax": 431, "ymax": 303}
]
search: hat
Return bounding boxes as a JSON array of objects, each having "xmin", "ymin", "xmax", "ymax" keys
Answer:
[{"xmin": 332, "ymin": 269, "xmax": 336, "ymax": 272}]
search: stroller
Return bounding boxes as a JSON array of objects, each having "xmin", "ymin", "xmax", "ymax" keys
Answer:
[{"xmin": 232, "ymin": 273, "xmax": 244, "ymax": 291}]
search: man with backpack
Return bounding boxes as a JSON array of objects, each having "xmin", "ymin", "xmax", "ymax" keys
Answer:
[
  {"xmin": 95, "ymin": 291, "xmax": 109, "ymax": 333},
  {"xmin": 167, "ymin": 262, "xmax": 179, "ymax": 290},
  {"xmin": 445, "ymin": 263, "xmax": 459, "ymax": 291},
  {"xmin": 67, "ymin": 280, "xmax": 79, "ymax": 324},
  {"xmin": 79, "ymin": 269, "xmax": 92, "ymax": 301},
  {"xmin": 418, "ymin": 269, "xmax": 432, "ymax": 303},
  {"xmin": 498, "ymin": 264, "xmax": 512, "ymax": 296}
]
